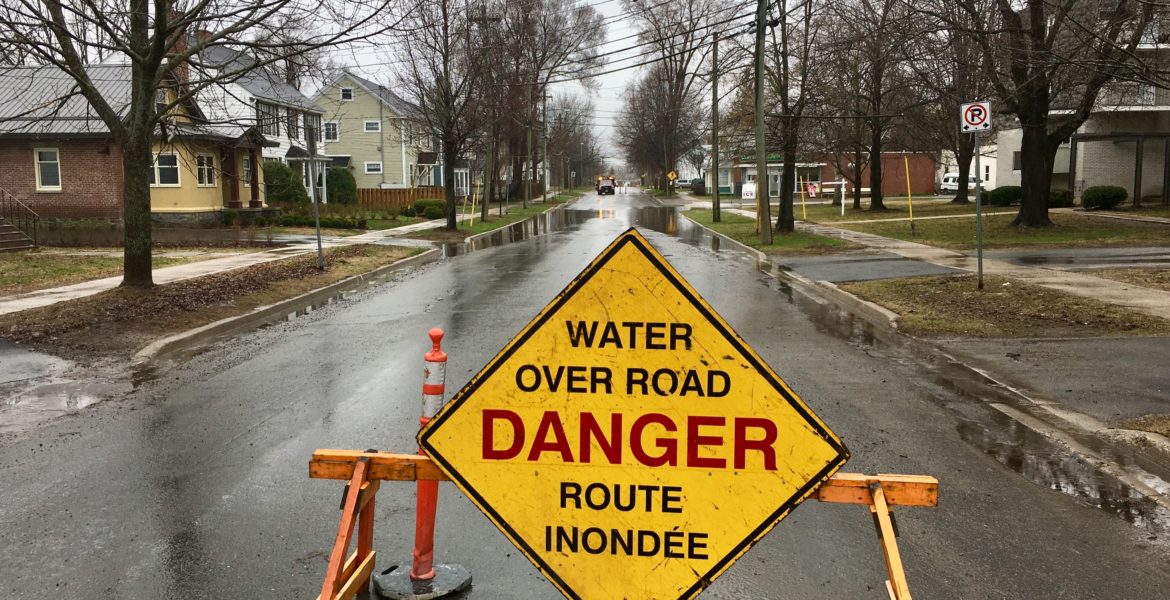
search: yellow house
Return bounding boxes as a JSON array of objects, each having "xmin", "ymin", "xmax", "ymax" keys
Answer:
[
  {"xmin": 148, "ymin": 124, "xmax": 272, "ymax": 219},
  {"xmin": 0, "ymin": 63, "xmax": 273, "ymax": 222}
]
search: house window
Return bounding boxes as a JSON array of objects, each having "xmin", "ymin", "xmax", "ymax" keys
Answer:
[
  {"xmin": 718, "ymin": 169, "xmax": 730, "ymax": 187},
  {"xmin": 984, "ymin": 165, "xmax": 990, "ymax": 181},
  {"xmin": 148, "ymin": 153, "xmax": 180, "ymax": 186},
  {"xmin": 364, "ymin": 120, "xmax": 381, "ymax": 133},
  {"xmin": 304, "ymin": 114, "xmax": 322, "ymax": 142},
  {"xmin": 34, "ymin": 148, "xmax": 61, "ymax": 191},
  {"xmin": 196, "ymin": 154, "xmax": 217, "ymax": 186},
  {"xmin": 1012, "ymin": 151, "xmax": 1022, "ymax": 171},
  {"xmin": 242, "ymin": 156, "xmax": 251, "ymax": 186},
  {"xmin": 341, "ymin": 88, "xmax": 354, "ymax": 101},
  {"xmin": 257, "ymin": 102, "xmax": 280, "ymax": 136},
  {"xmin": 287, "ymin": 108, "xmax": 301, "ymax": 139},
  {"xmin": 324, "ymin": 121, "xmax": 339, "ymax": 142},
  {"xmin": 154, "ymin": 89, "xmax": 168, "ymax": 115},
  {"xmin": 365, "ymin": 161, "xmax": 383, "ymax": 174}
]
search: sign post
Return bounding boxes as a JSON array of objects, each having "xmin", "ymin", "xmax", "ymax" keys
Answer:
[
  {"xmin": 961, "ymin": 101, "xmax": 991, "ymax": 290},
  {"xmin": 419, "ymin": 229, "xmax": 849, "ymax": 599}
]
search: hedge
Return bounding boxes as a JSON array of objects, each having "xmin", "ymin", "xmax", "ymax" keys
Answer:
[
  {"xmin": 1081, "ymin": 186, "xmax": 1127, "ymax": 210},
  {"xmin": 986, "ymin": 186, "xmax": 1021, "ymax": 207}
]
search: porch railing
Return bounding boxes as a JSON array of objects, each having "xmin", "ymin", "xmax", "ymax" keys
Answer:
[{"xmin": 0, "ymin": 186, "xmax": 39, "ymax": 246}]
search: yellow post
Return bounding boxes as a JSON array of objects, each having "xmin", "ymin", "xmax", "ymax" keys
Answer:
[
  {"xmin": 469, "ymin": 183, "xmax": 479, "ymax": 227},
  {"xmin": 904, "ymin": 156, "xmax": 914, "ymax": 231},
  {"xmin": 798, "ymin": 175, "xmax": 808, "ymax": 221}
]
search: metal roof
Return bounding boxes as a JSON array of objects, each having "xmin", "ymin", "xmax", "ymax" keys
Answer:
[
  {"xmin": 197, "ymin": 45, "xmax": 323, "ymax": 114},
  {"xmin": 0, "ymin": 64, "xmax": 131, "ymax": 137}
]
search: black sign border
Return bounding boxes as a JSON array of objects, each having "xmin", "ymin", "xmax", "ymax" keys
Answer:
[{"xmin": 420, "ymin": 227, "xmax": 850, "ymax": 600}]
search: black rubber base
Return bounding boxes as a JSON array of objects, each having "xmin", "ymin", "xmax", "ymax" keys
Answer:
[{"xmin": 373, "ymin": 563, "xmax": 472, "ymax": 600}]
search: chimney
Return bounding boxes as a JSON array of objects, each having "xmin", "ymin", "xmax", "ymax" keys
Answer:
[{"xmin": 167, "ymin": 9, "xmax": 189, "ymax": 85}]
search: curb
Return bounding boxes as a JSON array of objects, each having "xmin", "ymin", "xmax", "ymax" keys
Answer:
[
  {"xmin": 133, "ymin": 200, "xmax": 570, "ymax": 369},
  {"xmin": 678, "ymin": 211, "xmax": 901, "ymax": 331},
  {"xmin": 132, "ymin": 248, "xmax": 441, "ymax": 368},
  {"xmin": 678, "ymin": 210, "xmax": 1170, "ymax": 489}
]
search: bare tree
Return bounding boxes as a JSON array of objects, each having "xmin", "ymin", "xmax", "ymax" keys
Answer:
[
  {"xmin": 949, "ymin": 0, "xmax": 1157, "ymax": 226},
  {"xmin": 767, "ymin": 0, "xmax": 827, "ymax": 232},
  {"xmin": 903, "ymin": 2, "xmax": 993, "ymax": 204},
  {"xmin": 621, "ymin": 0, "xmax": 721, "ymax": 190},
  {"xmin": 0, "ymin": 0, "xmax": 397, "ymax": 286},
  {"xmin": 393, "ymin": 0, "xmax": 487, "ymax": 229}
]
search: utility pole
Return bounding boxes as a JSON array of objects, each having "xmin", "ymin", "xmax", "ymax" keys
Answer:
[
  {"xmin": 755, "ymin": 0, "xmax": 773, "ymax": 243},
  {"xmin": 543, "ymin": 94, "xmax": 552, "ymax": 200},
  {"xmin": 470, "ymin": 5, "xmax": 500, "ymax": 221},
  {"xmin": 524, "ymin": 105, "xmax": 532, "ymax": 209},
  {"xmin": 664, "ymin": 134, "xmax": 671, "ymax": 197},
  {"xmin": 712, "ymin": 30, "xmax": 721, "ymax": 222}
]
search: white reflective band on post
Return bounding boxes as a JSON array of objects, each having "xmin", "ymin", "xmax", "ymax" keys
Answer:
[{"xmin": 422, "ymin": 361, "xmax": 446, "ymax": 418}]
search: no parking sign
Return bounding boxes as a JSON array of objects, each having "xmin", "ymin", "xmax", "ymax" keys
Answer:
[{"xmin": 961, "ymin": 101, "xmax": 992, "ymax": 132}]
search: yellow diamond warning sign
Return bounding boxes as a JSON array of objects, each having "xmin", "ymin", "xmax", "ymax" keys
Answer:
[{"xmin": 419, "ymin": 228, "xmax": 848, "ymax": 599}]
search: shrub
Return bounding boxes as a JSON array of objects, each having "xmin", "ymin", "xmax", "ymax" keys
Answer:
[
  {"xmin": 423, "ymin": 205, "xmax": 445, "ymax": 220},
  {"xmin": 1082, "ymin": 185, "xmax": 1128, "ymax": 210},
  {"xmin": 986, "ymin": 186, "xmax": 1021, "ymax": 207},
  {"xmin": 402, "ymin": 206, "xmax": 417, "ymax": 217},
  {"xmin": 1048, "ymin": 189, "xmax": 1074, "ymax": 208},
  {"xmin": 325, "ymin": 167, "xmax": 358, "ymax": 204},
  {"xmin": 263, "ymin": 161, "xmax": 310, "ymax": 203},
  {"xmin": 223, "ymin": 209, "xmax": 239, "ymax": 226},
  {"xmin": 413, "ymin": 198, "xmax": 445, "ymax": 215}
]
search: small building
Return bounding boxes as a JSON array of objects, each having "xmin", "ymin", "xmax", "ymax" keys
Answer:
[
  {"xmin": 0, "ymin": 63, "xmax": 270, "ymax": 221},
  {"xmin": 937, "ymin": 145, "xmax": 997, "ymax": 190}
]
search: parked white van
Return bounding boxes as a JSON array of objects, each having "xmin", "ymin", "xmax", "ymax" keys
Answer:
[{"xmin": 940, "ymin": 173, "xmax": 980, "ymax": 192}]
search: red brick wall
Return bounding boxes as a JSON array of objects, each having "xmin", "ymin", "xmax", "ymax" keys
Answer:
[
  {"xmin": 0, "ymin": 139, "xmax": 124, "ymax": 218},
  {"xmin": 820, "ymin": 153, "xmax": 938, "ymax": 196}
]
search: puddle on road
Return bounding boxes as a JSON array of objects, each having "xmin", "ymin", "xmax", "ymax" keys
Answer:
[
  {"xmin": 959, "ymin": 412, "xmax": 1170, "ymax": 543},
  {"xmin": 0, "ymin": 380, "xmax": 133, "ymax": 435}
]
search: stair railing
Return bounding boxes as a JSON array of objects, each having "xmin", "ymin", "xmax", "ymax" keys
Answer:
[{"xmin": 0, "ymin": 186, "xmax": 39, "ymax": 246}]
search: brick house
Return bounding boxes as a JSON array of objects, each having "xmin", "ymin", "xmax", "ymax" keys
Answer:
[
  {"xmin": 0, "ymin": 63, "xmax": 270, "ymax": 221},
  {"xmin": 708, "ymin": 152, "xmax": 937, "ymax": 197}
]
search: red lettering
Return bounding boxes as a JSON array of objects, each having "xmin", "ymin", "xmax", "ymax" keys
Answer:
[
  {"xmin": 580, "ymin": 412, "xmax": 622, "ymax": 464},
  {"xmin": 630, "ymin": 413, "xmax": 677, "ymax": 467},
  {"xmin": 527, "ymin": 411, "xmax": 575, "ymax": 462},
  {"xmin": 482, "ymin": 409, "xmax": 525, "ymax": 460},
  {"xmin": 734, "ymin": 418, "xmax": 778, "ymax": 470},
  {"xmin": 686, "ymin": 415, "xmax": 726, "ymax": 468}
]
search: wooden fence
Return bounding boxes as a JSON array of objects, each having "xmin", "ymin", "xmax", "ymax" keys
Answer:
[{"xmin": 357, "ymin": 187, "xmax": 446, "ymax": 211}]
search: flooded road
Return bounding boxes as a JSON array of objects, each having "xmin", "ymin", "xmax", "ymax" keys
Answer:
[{"xmin": 1, "ymin": 190, "xmax": 1169, "ymax": 599}]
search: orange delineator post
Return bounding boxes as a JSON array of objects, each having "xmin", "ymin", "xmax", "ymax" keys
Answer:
[{"xmin": 412, "ymin": 328, "xmax": 447, "ymax": 581}]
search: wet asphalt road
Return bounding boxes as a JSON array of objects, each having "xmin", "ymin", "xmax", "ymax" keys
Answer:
[{"xmin": 2, "ymin": 191, "xmax": 1170, "ymax": 599}]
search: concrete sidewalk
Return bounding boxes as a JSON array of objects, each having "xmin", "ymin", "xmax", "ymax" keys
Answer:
[{"xmin": 0, "ymin": 218, "xmax": 450, "ymax": 317}]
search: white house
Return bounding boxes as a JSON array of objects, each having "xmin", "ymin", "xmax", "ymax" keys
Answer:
[
  {"xmin": 995, "ymin": 25, "xmax": 1170, "ymax": 203},
  {"xmin": 192, "ymin": 43, "xmax": 328, "ymax": 191},
  {"xmin": 938, "ymin": 144, "xmax": 997, "ymax": 191}
]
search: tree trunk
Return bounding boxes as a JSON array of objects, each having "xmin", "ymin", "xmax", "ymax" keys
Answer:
[
  {"xmin": 443, "ymin": 136, "xmax": 458, "ymax": 230},
  {"xmin": 1013, "ymin": 123, "xmax": 1056, "ymax": 227},
  {"xmin": 869, "ymin": 124, "xmax": 886, "ymax": 210},
  {"xmin": 775, "ymin": 136, "xmax": 797, "ymax": 233},
  {"xmin": 852, "ymin": 146, "xmax": 864, "ymax": 210},
  {"xmin": 120, "ymin": 126, "xmax": 153, "ymax": 287},
  {"xmin": 952, "ymin": 135, "xmax": 975, "ymax": 204}
]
